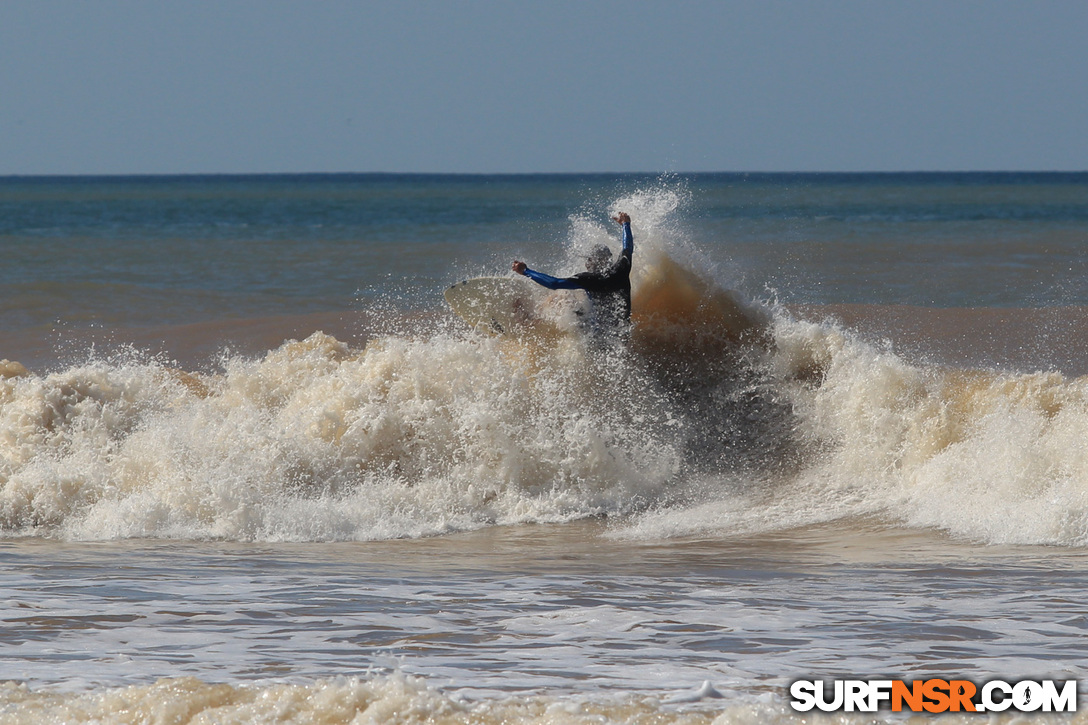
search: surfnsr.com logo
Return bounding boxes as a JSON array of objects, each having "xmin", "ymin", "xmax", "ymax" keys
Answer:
[{"xmin": 789, "ymin": 679, "xmax": 1077, "ymax": 713}]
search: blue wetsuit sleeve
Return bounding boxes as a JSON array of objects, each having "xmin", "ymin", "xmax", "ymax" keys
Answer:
[
  {"xmin": 522, "ymin": 268, "xmax": 583, "ymax": 290},
  {"xmin": 621, "ymin": 222, "xmax": 633, "ymax": 262}
]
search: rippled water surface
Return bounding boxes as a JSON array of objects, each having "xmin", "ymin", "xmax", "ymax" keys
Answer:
[{"xmin": 5, "ymin": 522, "xmax": 1087, "ymax": 701}]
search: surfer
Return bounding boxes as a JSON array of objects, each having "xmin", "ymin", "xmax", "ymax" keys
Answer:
[{"xmin": 512, "ymin": 212, "xmax": 633, "ymax": 336}]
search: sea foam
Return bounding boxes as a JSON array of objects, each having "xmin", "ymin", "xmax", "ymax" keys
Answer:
[{"xmin": 2, "ymin": 673, "xmax": 1077, "ymax": 725}]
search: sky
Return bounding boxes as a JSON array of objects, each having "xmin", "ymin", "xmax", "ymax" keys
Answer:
[{"xmin": 2, "ymin": 1, "xmax": 1087, "ymax": 175}]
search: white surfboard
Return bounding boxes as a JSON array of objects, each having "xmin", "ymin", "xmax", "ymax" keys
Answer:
[{"xmin": 444, "ymin": 276, "xmax": 545, "ymax": 334}]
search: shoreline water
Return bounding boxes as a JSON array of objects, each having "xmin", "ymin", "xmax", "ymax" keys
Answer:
[{"xmin": 3, "ymin": 519, "xmax": 1087, "ymax": 723}]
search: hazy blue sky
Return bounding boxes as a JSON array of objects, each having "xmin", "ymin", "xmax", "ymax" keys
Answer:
[{"xmin": 2, "ymin": 1, "xmax": 1087, "ymax": 174}]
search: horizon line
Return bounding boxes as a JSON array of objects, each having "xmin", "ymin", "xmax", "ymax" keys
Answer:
[{"xmin": 3, "ymin": 169, "xmax": 1088, "ymax": 181}]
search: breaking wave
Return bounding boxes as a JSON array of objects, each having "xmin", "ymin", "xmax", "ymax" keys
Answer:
[{"xmin": 3, "ymin": 188, "xmax": 1088, "ymax": 547}]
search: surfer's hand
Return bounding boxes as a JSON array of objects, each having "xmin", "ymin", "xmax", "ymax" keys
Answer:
[
  {"xmin": 511, "ymin": 260, "xmax": 527, "ymax": 275},
  {"xmin": 612, "ymin": 212, "xmax": 630, "ymax": 225}
]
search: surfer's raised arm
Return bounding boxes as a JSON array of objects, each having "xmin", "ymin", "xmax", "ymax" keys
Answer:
[{"xmin": 612, "ymin": 212, "xmax": 633, "ymax": 264}]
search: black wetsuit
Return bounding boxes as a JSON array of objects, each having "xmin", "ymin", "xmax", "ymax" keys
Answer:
[{"xmin": 520, "ymin": 222, "xmax": 633, "ymax": 334}]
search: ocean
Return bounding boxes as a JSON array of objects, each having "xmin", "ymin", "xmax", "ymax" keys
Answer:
[{"xmin": 2, "ymin": 173, "xmax": 1088, "ymax": 723}]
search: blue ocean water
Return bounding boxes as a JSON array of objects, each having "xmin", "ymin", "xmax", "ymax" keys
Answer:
[
  {"xmin": 2, "ymin": 173, "xmax": 1087, "ymax": 335},
  {"xmin": 3, "ymin": 173, "xmax": 1088, "ymax": 723}
]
